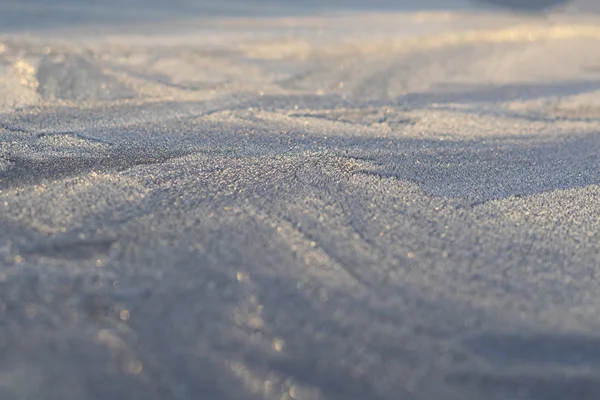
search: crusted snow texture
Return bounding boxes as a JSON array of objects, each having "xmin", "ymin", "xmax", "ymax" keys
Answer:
[{"xmin": 1, "ymin": 1, "xmax": 600, "ymax": 399}]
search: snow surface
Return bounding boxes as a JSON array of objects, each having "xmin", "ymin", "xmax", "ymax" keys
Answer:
[{"xmin": 1, "ymin": 1, "xmax": 600, "ymax": 399}]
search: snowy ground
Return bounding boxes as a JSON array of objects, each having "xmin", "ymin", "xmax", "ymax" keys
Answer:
[{"xmin": 1, "ymin": 1, "xmax": 600, "ymax": 399}]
